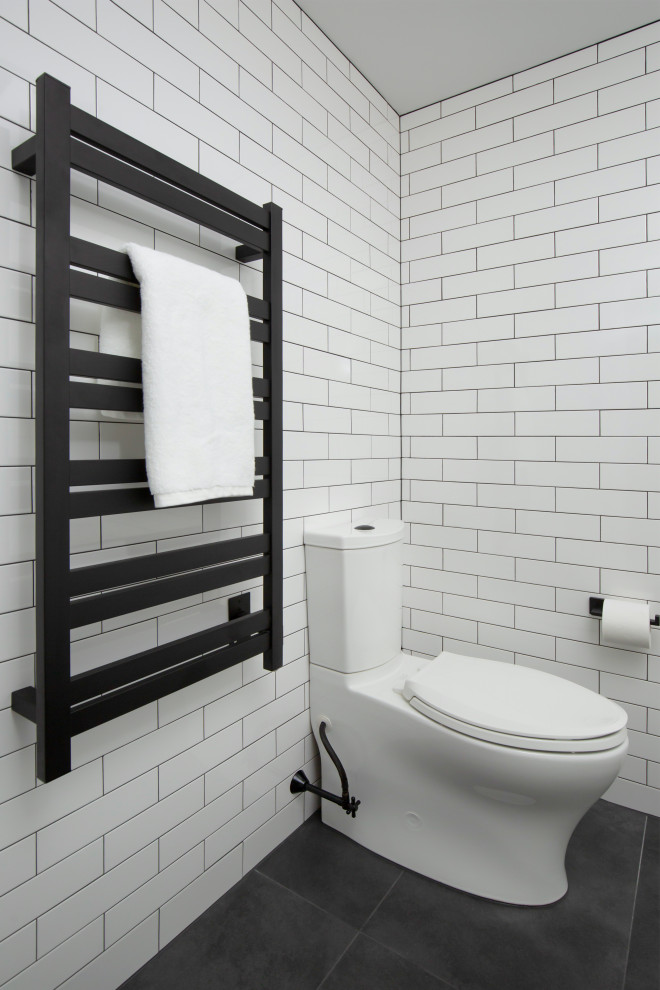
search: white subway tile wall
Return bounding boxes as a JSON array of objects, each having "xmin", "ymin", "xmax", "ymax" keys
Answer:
[
  {"xmin": 0, "ymin": 2, "xmax": 400, "ymax": 987},
  {"xmin": 401, "ymin": 21, "xmax": 660, "ymax": 821}
]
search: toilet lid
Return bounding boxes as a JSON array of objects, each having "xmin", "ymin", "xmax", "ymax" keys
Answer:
[{"xmin": 403, "ymin": 652, "xmax": 628, "ymax": 753}]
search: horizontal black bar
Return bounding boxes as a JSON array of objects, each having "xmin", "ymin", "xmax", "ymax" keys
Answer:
[
  {"xmin": 70, "ymin": 532, "xmax": 269, "ymax": 595},
  {"xmin": 70, "ymin": 269, "xmax": 140, "ymax": 311},
  {"xmin": 69, "ymin": 383, "xmax": 266, "ymax": 417},
  {"xmin": 12, "ymin": 135, "xmax": 37, "ymax": 175},
  {"xmin": 70, "ymin": 630, "xmax": 270, "ymax": 734},
  {"xmin": 71, "ymin": 553, "xmax": 269, "ymax": 627},
  {"xmin": 72, "ymin": 141, "xmax": 269, "ymax": 253},
  {"xmin": 70, "ymin": 457, "xmax": 268, "ymax": 489},
  {"xmin": 71, "ymin": 237, "xmax": 134, "ymax": 280},
  {"xmin": 69, "ymin": 264, "xmax": 269, "ymax": 321},
  {"xmin": 70, "ymin": 348, "xmax": 142, "ymax": 384},
  {"xmin": 70, "ymin": 382, "xmax": 143, "ymax": 412},
  {"xmin": 70, "ymin": 459, "xmax": 147, "ymax": 486},
  {"xmin": 71, "ymin": 106, "xmax": 269, "ymax": 231},
  {"xmin": 70, "ymin": 478, "xmax": 269, "ymax": 518},
  {"xmin": 71, "ymin": 609, "xmax": 269, "ymax": 701},
  {"xmin": 236, "ymin": 245, "xmax": 263, "ymax": 263},
  {"xmin": 69, "ymin": 378, "xmax": 268, "ymax": 411},
  {"xmin": 11, "ymin": 686, "xmax": 36, "ymax": 721}
]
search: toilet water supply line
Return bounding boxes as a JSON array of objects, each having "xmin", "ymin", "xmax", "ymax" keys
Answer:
[{"xmin": 290, "ymin": 722, "xmax": 361, "ymax": 817}]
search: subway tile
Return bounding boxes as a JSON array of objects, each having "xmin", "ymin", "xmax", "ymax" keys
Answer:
[
  {"xmin": 600, "ymin": 240, "xmax": 660, "ymax": 276},
  {"xmin": 0, "ymin": 840, "xmax": 103, "ymax": 944},
  {"xmin": 555, "ymin": 105, "xmax": 645, "ymax": 154},
  {"xmin": 58, "ymin": 915, "xmax": 158, "ymax": 990},
  {"xmin": 408, "ymin": 108, "xmax": 475, "ymax": 151},
  {"xmin": 4, "ymin": 919, "xmax": 104, "ymax": 990},
  {"xmin": 477, "ymin": 182, "xmax": 554, "ymax": 223},
  {"xmin": 442, "ymin": 167, "xmax": 513, "ymax": 208},
  {"xmin": 477, "ymin": 81, "xmax": 553, "ymax": 127},
  {"xmin": 477, "ymin": 483, "xmax": 555, "ymax": 511},
  {"xmin": 599, "ymin": 20, "xmax": 660, "ymax": 59},
  {"xmin": 97, "ymin": 82, "xmax": 198, "ymax": 170},
  {"xmin": 601, "ymin": 297, "xmax": 660, "ymax": 328},
  {"xmin": 515, "ymin": 198, "xmax": 598, "ymax": 238},
  {"xmin": 478, "ymin": 131, "xmax": 555, "ymax": 176},
  {"xmin": 37, "ymin": 772, "xmax": 158, "ymax": 871},
  {"xmin": 442, "ymin": 120, "xmax": 513, "ymax": 162},
  {"xmin": 555, "ymin": 49, "xmax": 645, "ymax": 102},
  {"xmin": 598, "ymin": 125, "xmax": 660, "ymax": 167},
  {"xmin": 556, "ymin": 435, "xmax": 647, "ymax": 462},
  {"xmin": 556, "ymin": 160, "xmax": 645, "ymax": 205},
  {"xmin": 557, "ymin": 381, "xmax": 647, "ymax": 410},
  {"xmin": 409, "ymin": 155, "xmax": 476, "ymax": 195},
  {"xmin": 30, "ymin": 0, "xmax": 153, "ymax": 105},
  {"xmin": 158, "ymin": 722, "xmax": 243, "ymax": 799},
  {"xmin": 409, "ymin": 201, "xmax": 476, "ymax": 239},
  {"xmin": 0, "ymin": 924, "xmax": 35, "ymax": 984},
  {"xmin": 599, "ymin": 68, "xmax": 660, "ymax": 115},
  {"xmin": 515, "ymin": 92, "xmax": 597, "ymax": 140},
  {"xmin": 442, "ymin": 77, "xmax": 512, "ymax": 116},
  {"xmin": 515, "ymin": 252, "xmax": 598, "ymax": 289},
  {"xmin": 478, "ymin": 284, "xmax": 554, "ymax": 318},
  {"xmin": 105, "ymin": 844, "xmax": 204, "ymax": 947},
  {"xmin": 514, "ymin": 145, "xmax": 597, "ymax": 188},
  {"xmin": 37, "ymin": 843, "xmax": 158, "ymax": 957},
  {"xmin": 478, "ymin": 233, "xmax": 554, "ymax": 270},
  {"xmin": 514, "ymin": 46, "xmax": 597, "ymax": 91},
  {"xmin": 443, "ymin": 217, "xmax": 513, "ymax": 253},
  {"xmin": 98, "ymin": 0, "xmax": 198, "ymax": 97},
  {"xmin": 555, "ymin": 216, "xmax": 646, "ymax": 255}
]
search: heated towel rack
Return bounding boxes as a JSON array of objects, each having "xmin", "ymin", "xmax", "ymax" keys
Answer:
[{"xmin": 10, "ymin": 74, "xmax": 283, "ymax": 782}]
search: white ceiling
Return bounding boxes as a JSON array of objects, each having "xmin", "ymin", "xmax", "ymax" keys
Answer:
[{"xmin": 296, "ymin": 0, "xmax": 660, "ymax": 115}]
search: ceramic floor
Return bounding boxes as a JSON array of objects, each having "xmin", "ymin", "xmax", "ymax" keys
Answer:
[{"xmin": 120, "ymin": 799, "xmax": 659, "ymax": 990}]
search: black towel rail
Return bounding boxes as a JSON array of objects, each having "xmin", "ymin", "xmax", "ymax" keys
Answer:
[{"xmin": 10, "ymin": 74, "xmax": 283, "ymax": 782}]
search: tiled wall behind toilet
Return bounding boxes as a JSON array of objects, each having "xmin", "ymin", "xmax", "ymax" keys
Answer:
[
  {"xmin": 0, "ymin": 2, "xmax": 400, "ymax": 986},
  {"xmin": 401, "ymin": 22, "xmax": 660, "ymax": 817}
]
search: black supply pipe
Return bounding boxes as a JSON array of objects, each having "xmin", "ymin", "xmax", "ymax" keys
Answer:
[{"xmin": 290, "ymin": 721, "xmax": 360, "ymax": 817}]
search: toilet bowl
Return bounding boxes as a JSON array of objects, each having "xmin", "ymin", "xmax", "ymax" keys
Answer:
[{"xmin": 304, "ymin": 519, "xmax": 629, "ymax": 906}]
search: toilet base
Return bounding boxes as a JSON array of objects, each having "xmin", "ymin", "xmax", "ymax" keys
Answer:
[{"xmin": 312, "ymin": 659, "xmax": 628, "ymax": 906}]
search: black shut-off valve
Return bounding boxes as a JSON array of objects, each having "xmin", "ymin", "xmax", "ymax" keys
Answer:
[{"xmin": 290, "ymin": 721, "xmax": 360, "ymax": 817}]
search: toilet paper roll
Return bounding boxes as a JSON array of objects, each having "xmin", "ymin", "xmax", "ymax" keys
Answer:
[{"xmin": 601, "ymin": 598, "xmax": 651, "ymax": 651}]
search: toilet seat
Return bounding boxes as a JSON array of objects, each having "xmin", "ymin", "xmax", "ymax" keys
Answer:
[{"xmin": 403, "ymin": 652, "xmax": 628, "ymax": 753}]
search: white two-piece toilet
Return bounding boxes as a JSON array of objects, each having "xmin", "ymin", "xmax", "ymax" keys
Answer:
[{"xmin": 304, "ymin": 518, "xmax": 629, "ymax": 906}]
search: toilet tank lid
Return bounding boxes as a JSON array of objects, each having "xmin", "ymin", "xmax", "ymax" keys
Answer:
[{"xmin": 304, "ymin": 518, "xmax": 404, "ymax": 550}]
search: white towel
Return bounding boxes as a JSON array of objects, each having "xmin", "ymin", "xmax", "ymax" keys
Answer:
[{"xmin": 125, "ymin": 243, "xmax": 255, "ymax": 508}]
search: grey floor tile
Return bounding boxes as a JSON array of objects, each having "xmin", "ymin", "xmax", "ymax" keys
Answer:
[
  {"xmin": 119, "ymin": 870, "xmax": 355, "ymax": 990},
  {"xmin": 625, "ymin": 814, "xmax": 660, "ymax": 990},
  {"xmin": 320, "ymin": 933, "xmax": 455, "ymax": 990},
  {"xmin": 257, "ymin": 811, "xmax": 402, "ymax": 928},
  {"xmin": 363, "ymin": 799, "xmax": 646, "ymax": 990}
]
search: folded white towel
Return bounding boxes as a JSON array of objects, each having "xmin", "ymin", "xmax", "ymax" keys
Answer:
[{"xmin": 125, "ymin": 243, "xmax": 255, "ymax": 508}]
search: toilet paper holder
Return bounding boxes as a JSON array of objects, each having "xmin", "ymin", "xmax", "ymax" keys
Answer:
[{"xmin": 589, "ymin": 596, "xmax": 660, "ymax": 626}]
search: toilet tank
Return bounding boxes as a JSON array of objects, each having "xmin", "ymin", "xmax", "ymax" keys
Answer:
[{"xmin": 304, "ymin": 519, "xmax": 404, "ymax": 673}]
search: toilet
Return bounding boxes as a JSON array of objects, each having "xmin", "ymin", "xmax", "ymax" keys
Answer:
[{"xmin": 304, "ymin": 518, "xmax": 629, "ymax": 906}]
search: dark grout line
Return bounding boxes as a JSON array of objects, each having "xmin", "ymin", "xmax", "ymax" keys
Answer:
[
  {"xmin": 314, "ymin": 930, "xmax": 360, "ymax": 990},
  {"xmin": 252, "ymin": 864, "xmax": 358, "ymax": 932},
  {"xmin": 359, "ymin": 929, "xmax": 461, "ymax": 990},
  {"xmin": 358, "ymin": 867, "xmax": 403, "ymax": 931},
  {"xmin": 620, "ymin": 812, "xmax": 648, "ymax": 990}
]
